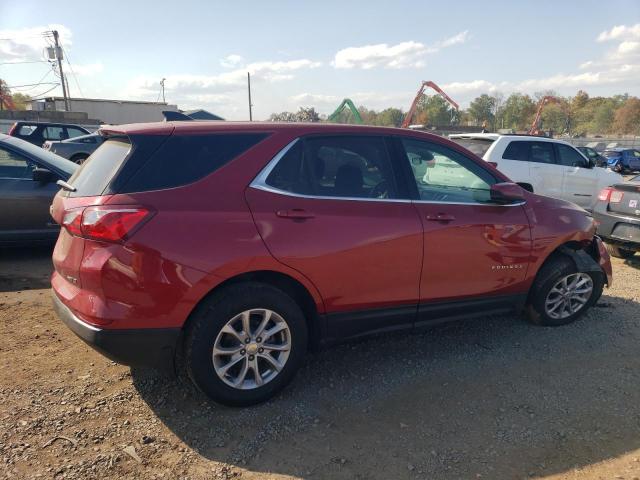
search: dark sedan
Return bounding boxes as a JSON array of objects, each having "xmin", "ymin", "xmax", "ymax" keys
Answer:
[
  {"xmin": 577, "ymin": 146, "xmax": 607, "ymax": 168},
  {"xmin": 594, "ymin": 175, "xmax": 640, "ymax": 258},
  {"xmin": 0, "ymin": 134, "xmax": 77, "ymax": 244}
]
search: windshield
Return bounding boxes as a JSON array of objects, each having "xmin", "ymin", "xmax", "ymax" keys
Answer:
[
  {"xmin": 1, "ymin": 134, "xmax": 77, "ymax": 178},
  {"xmin": 449, "ymin": 138, "xmax": 495, "ymax": 157}
]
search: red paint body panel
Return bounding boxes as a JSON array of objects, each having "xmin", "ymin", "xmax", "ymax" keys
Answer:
[
  {"xmin": 246, "ymin": 188, "xmax": 423, "ymax": 312},
  {"xmin": 50, "ymin": 122, "xmax": 609, "ymax": 342}
]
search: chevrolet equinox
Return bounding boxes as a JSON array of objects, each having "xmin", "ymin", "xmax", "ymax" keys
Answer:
[{"xmin": 51, "ymin": 122, "xmax": 613, "ymax": 406}]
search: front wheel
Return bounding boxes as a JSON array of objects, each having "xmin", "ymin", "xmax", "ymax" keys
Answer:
[
  {"xmin": 184, "ymin": 282, "xmax": 308, "ymax": 406},
  {"xmin": 526, "ymin": 255, "xmax": 604, "ymax": 326}
]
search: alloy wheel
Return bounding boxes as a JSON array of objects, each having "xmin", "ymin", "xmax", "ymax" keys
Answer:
[
  {"xmin": 544, "ymin": 273, "xmax": 593, "ymax": 320},
  {"xmin": 212, "ymin": 309, "xmax": 291, "ymax": 390}
]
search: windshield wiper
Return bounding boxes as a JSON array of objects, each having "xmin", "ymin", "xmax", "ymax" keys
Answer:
[{"xmin": 56, "ymin": 179, "xmax": 77, "ymax": 192}]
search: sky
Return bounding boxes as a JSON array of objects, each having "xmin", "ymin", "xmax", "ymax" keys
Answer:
[{"xmin": 0, "ymin": 0, "xmax": 639, "ymax": 120}]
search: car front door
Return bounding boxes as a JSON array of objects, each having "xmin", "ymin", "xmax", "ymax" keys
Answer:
[
  {"xmin": 396, "ymin": 137, "xmax": 532, "ymax": 323},
  {"xmin": 0, "ymin": 145, "xmax": 61, "ymax": 242},
  {"xmin": 246, "ymin": 135, "xmax": 423, "ymax": 340},
  {"xmin": 555, "ymin": 143, "xmax": 597, "ymax": 209}
]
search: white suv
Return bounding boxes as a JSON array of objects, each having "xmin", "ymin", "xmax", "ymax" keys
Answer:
[{"xmin": 449, "ymin": 133, "xmax": 623, "ymax": 211}]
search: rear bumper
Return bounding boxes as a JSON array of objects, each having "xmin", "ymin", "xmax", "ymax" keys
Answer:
[
  {"xmin": 52, "ymin": 291, "xmax": 180, "ymax": 371},
  {"xmin": 594, "ymin": 210, "xmax": 640, "ymax": 248}
]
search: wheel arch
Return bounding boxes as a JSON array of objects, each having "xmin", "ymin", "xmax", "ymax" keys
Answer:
[{"xmin": 182, "ymin": 270, "xmax": 325, "ymax": 351}]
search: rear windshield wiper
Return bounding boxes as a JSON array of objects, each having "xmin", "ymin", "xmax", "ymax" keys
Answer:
[{"xmin": 57, "ymin": 179, "xmax": 77, "ymax": 192}]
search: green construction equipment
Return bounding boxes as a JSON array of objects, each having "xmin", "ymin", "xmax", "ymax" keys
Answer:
[{"xmin": 327, "ymin": 98, "xmax": 363, "ymax": 124}]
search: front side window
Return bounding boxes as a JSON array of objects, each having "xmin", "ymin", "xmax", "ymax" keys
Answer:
[
  {"xmin": 557, "ymin": 144, "xmax": 587, "ymax": 167},
  {"xmin": 0, "ymin": 146, "xmax": 32, "ymax": 179},
  {"xmin": 401, "ymin": 138, "xmax": 496, "ymax": 204},
  {"xmin": 265, "ymin": 136, "xmax": 397, "ymax": 199}
]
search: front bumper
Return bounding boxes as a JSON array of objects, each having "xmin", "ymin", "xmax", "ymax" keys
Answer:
[{"xmin": 52, "ymin": 291, "xmax": 180, "ymax": 371}]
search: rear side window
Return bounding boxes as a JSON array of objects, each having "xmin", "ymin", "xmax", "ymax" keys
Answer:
[
  {"xmin": 502, "ymin": 141, "xmax": 529, "ymax": 161},
  {"xmin": 18, "ymin": 125, "xmax": 36, "ymax": 136},
  {"xmin": 529, "ymin": 142, "xmax": 555, "ymax": 164},
  {"xmin": 122, "ymin": 133, "xmax": 268, "ymax": 193},
  {"xmin": 67, "ymin": 139, "xmax": 131, "ymax": 197}
]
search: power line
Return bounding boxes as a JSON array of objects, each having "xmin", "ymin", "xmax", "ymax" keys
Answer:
[
  {"xmin": 61, "ymin": 46, "xmax": 84, "ymax": 98},
  {"xmin": 29, "ymin": 84, "xmax": 61, "ymax": 99},
  {"xmin": 0, "ymin": 60, "xmax": 49, "ymax": 65},
  {"xmin": 10, "ymin": 69, "xmax": 54, "ymax": 92},
  {"xmin": 6, "ymin": 81, "xmax": 58, "ymax": 88}
]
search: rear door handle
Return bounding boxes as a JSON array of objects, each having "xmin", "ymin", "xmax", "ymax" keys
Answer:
[
  {"xmin": 276, "ymin": 209, "xmax": 315, "ymax": 219},
  {"xmin": 425, "ymin": 213, "xmax": 455, "ymax": 222}
]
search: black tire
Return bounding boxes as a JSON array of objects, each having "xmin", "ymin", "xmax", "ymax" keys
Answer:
[
  {"xmin": 184, "ymin": 282, "xmax": 308, "ymax": 406},
  {"xmin": 525, "ymin": 254, "xmax": 604, "ymax": 326},
  {"xmin": 605, "ymin": 243, "xmax": 636, "ymax": 259},
  {"xmin": 70, "ymin": 154, "xmax": 88, "ymax": 164}
]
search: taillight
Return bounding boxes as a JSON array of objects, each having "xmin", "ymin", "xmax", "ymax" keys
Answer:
[
  {"xmin": 597, "ymin": 188, "xmax": 612, "ymax": 202},
  {"xmin": 62, "ymin": 208, "xmax": 84, "ymax": 236},
  {"xmin": 61, "ymin": 206, "xmax": 152, "ymax": 243},
  {"xmin": 7, "ymin": 123, "xmax": 17, "ymax": 135},
  {"xmin": 610, "ymin": 190, "xmax": 624, "ymax": 203}
]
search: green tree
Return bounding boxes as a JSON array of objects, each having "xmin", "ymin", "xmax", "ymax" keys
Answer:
[
  {"xmin": 468, "ymin": 94, "xmax": 496, "ymax": 128},
  {"xmin": 375, "ymin": 107, "xmax": 404, "ymax": 127},
  {"xmin": 414, "ymin": 95, "xmax": 458, "ymax": 126},
  {"xmin": 269, "ymin": 107, "xmax": 320, "ymax": 122},
  {"xmin": 501, "ymin": 93, "xmax": 536, "ymax": 131}
]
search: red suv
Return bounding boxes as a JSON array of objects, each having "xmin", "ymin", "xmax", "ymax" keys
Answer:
[{"xmin": 51, "ymin": 122, "xmax": 612, "ymax": 406}]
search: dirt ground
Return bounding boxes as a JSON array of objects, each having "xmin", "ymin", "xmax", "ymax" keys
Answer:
[{"xmin": 1, "ymin": 246, "xmax": 640, "ymax": 480}]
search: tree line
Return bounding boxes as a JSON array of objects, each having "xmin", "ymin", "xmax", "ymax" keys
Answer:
[{"xmin": 270, "ymin": 90, "xmax": 640, "ymax": 136}]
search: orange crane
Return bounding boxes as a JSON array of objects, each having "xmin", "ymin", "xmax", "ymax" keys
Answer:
[
  {"xmin": 528, "ymin": 95, "xmax": 562, "ymax": 135},
  {"xmin": 401, "ymin": 80, "xmax": 459, "ymax": 129}
]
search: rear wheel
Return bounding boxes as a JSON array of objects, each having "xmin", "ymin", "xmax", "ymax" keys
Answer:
[
  {"xmin": 70, "ymin": 154, "xmax": 88, "ymax": 164},
  {"xmin": 184, "ymin": 282, "xmax": 308, "ymax": 406},
  {"xmin": 605, "ymin": 243, "xmax": 636, "ymax": 259},
  {"xmin": 526, "ymin": 255, "xmax": 603, "ymax": 326}
]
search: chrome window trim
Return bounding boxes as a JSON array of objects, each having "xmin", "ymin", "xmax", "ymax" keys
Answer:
[{"xmin": 249, "ymin": 137, "xmax": 526, "ymax": 208}]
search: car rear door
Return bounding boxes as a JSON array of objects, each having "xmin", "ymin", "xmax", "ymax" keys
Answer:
[
  {"xmin": 246, "ymin": 135, "xmax": 423, "ymax": 339},
  {"xmin": 395, "ymin": 136, "xmax": 531, "ymax": 322},
  {"xmin": 555, "ymin": 143, "xmax": 597, "ymax": 209},
  {"xmin": 0, "ymin": 144, "xmax": 60, "ymax": 242}
]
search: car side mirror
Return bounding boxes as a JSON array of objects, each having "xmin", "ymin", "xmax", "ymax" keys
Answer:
[
  {"xmin": 32, "ymin": 167, "xmax": 58, "ymax": 184},
  {"xmin": 490, "ymin": 182, "xmax": 526, "ymax": 205}
]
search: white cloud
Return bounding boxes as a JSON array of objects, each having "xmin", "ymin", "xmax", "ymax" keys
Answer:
[
  {"xmin": 0, "ymin": 24, "xmax": 71, "ymax": 62},
  {"xmin": 71, "ymin": 62, "xmax": 104, "ymax": 76},
  {"xmin": 597, "ymin": 23, "xmax": 640, "ymax": 42},
  {"xmin": 333, "ymin": 31, "xmax": 469, "ymax": 69},
  {"xmin": 442, "ymin": 80, "xmax": 501, "ymax": 95},
  {"xmin": 220, "ymin": 54, "xmax": 244, "ymax": 68}
]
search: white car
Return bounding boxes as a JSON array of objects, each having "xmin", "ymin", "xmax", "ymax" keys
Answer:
[{"xmin": 449, "ymin": 133, "xmax": 623, "ymax": 211}]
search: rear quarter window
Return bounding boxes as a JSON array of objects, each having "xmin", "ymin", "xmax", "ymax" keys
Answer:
[
  {"xmin": 120, "ymin": 133, "xmax": 269, "ymax": 193},
  {"xmin": 67, "ymin": 139, "xmax": 131, "ymax": 197}
]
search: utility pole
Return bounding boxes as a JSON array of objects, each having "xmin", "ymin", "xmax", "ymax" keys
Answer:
[
  {"xmin": 52, "ymin": 30, "xmax": 70, "ymax": 111},
  {"xmin": 160, "ymin": 78, "xmax": 166, "ymax": 103},
  {"xmin": 247, "ymin": 72, "xmax": 253, "ymax": 121}
]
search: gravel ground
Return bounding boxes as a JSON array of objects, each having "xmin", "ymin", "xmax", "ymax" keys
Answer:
[{"xmin": 1, "ymin": 246, "xmax": 640, "ymax": 480}]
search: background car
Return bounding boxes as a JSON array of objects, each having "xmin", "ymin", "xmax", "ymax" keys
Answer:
[
  {"xmin": 577, "ymin": 146, "xmax": 607, "ymax": 168},
  {"xmin": 593, "ymin": 174, "xmax": 640, "ymax": 258},
  {"xmin": 8, "ymin": 121, "xmax": 91, "ymax": 146},
  {"xmin": 43, "ymin": 133, "xmax": 104, "ymax": 164},
  {"xmin": 602, "ymin": 148, "xmax": 640, "ymax": 174},
  {"xmin": 0, "ymin": 133, "xmax": 77, "ymax": 244},
  {"xmin": 51, "ymin": 122, "xmax": 610, "ymax": 406},
  {"xmin": 449, "ymin": 133, "xmax": 623, "ymax": 211}
]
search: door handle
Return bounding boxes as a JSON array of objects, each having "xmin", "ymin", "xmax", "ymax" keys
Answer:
[
  {"xmin": 425, "ymin": 213, "xmax": 455, "ymax": 222},
  {"xmin": 276, "ymin": 209, "xmax": 315, "ymax": 220}
]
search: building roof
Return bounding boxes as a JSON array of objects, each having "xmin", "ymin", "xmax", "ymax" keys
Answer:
[
  {"xmin": 40, "ymin": 97, "xmax": 174, "ymax": 106},
  {"xmin": 183, "ymin": 109, "xmax": 225, "ymax": 121}
]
